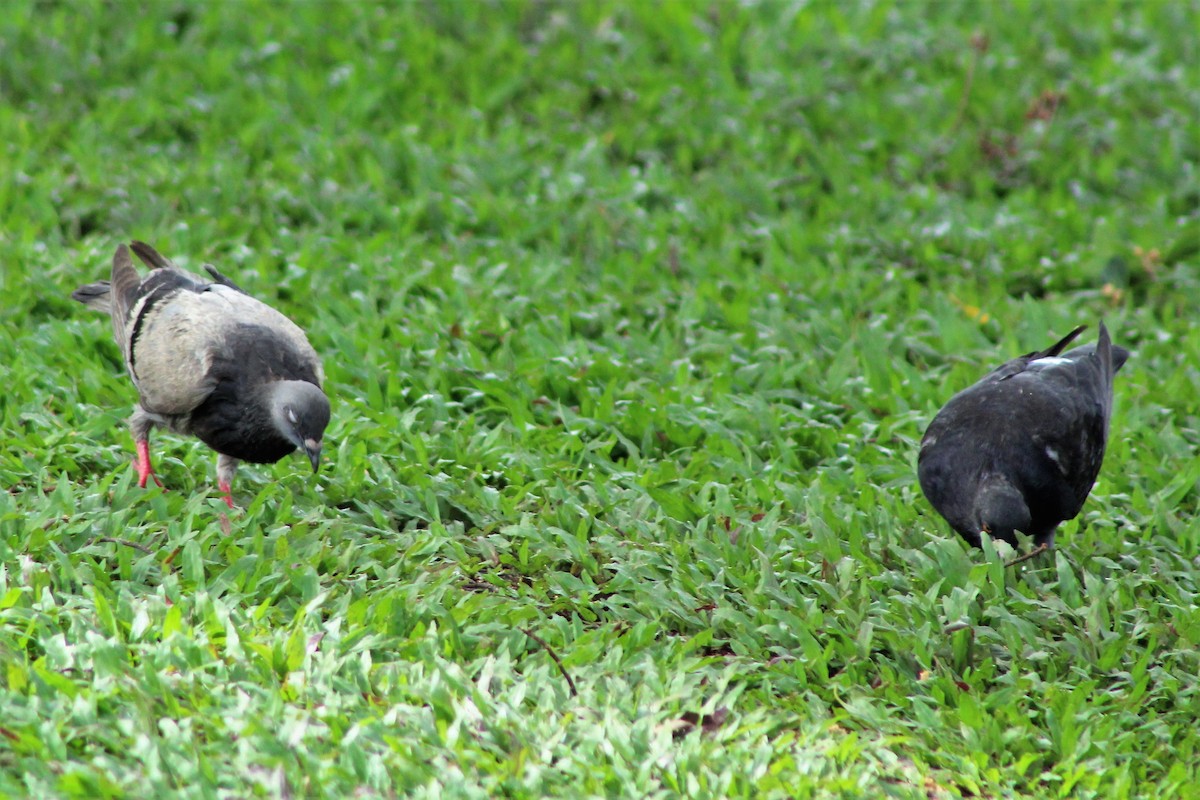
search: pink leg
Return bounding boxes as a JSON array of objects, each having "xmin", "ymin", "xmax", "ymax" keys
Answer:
[
  {"xmin": 217, "ymin": 479, "xmax": 236, "ymax": 509},
  {"xmin": 135, "ymin": 439, "xmax": 164, "ymax": 488},
  {"xmin": 216, "ymin": 455, "xmax": 239, "ymax": 510},
  {"xmin": 217, "ymin": 479, "xmax": 234, "ymax": 535}
]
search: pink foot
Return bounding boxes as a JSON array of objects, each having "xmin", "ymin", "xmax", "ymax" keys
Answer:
[{"xmin": 135, "ymin": 439, "xmax": 164, "ymax": 488}]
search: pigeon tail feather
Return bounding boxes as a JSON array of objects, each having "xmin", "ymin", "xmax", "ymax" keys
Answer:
[
  {"xmin": 1095, "ymin": 322, "xmax": 1131, "ymax": 379},
  {"xmin": 71, "ymin": 281, "xmax": 112, "ymax": 313},
  {"xmin": 1097, "ymin": 323, "xmax": 1114, "ymax": 382}
]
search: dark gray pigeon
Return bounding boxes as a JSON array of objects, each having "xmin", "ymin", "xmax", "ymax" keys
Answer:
[
  {"xmin": 72, "ymin": 242, "xmax": 330, "ymax": 507},
  {"xmin": 918, "ymin": 323, "xmax": 1129, "ymax": 552}
]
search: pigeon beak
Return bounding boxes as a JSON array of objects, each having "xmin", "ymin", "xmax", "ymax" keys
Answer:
[{"xmin": 304, "ymin": 438, "xmax": 322, "ymax": 473}]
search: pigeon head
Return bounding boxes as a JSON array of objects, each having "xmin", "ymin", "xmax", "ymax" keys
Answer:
[
  {"xmin": 974, "ymin": 479, "xmax": 1031, "ymax": 547},
  {"xmin": 268, "ymin": 380, "xmax": 331, "ymax": 471}
]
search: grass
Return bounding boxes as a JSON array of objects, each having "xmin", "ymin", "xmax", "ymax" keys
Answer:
[{"xmin": 2, "ymin": 1, "xmax": 1199, "ymax": 797}]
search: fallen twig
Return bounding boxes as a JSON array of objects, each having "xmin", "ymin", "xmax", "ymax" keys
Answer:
[
  {"xmin": 521, "ymin": 628, "xmax": 578, "ymax": 698},
  {"xmin": 88, "ymin": 536, "xmax": 154, "ymax": 554},
  {"xmin": 1004, "ymin": 542, "xmax": 1049, "ymax": 568}
]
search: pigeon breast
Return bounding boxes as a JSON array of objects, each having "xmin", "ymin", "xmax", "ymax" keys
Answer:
[{"xmin": 185, "ymin": 319, "xmax": 324, "ymax": 463}]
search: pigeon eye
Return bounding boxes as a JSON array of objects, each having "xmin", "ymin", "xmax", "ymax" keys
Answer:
[{"xmin": 286, "ymin": 408, "xmax": 299, "ymax": 425}]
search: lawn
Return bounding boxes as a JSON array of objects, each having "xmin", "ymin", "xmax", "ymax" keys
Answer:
[{"xmin": 2, "ymin": 1, "xmax": 1199, "ymax": 797}]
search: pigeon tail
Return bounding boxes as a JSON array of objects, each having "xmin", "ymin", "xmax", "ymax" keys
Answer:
[
  {"xmin": 1097, "ymin": 323, "xmax": 1113, "ymax": 378},
  {"xmin": 71, "ymin": 281, "xmax": 112, "ymax": 313},
  {"xmin": 1095, "ymin": 322, "xmax": 1131, "ymax": 381}
]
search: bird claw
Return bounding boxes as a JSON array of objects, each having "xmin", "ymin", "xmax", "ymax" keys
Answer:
[{"xmin": 135, "ymin": 467, "xmax": 165, "ymax": 489}]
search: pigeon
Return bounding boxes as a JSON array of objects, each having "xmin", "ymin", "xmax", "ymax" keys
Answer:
[
  {"xmin": 72, "ymin": 241, "xmax": 330, "ymax": 507},
  {"xmin": 918, "ymin": 323, "xmax": 1129, "ymax": 552}
]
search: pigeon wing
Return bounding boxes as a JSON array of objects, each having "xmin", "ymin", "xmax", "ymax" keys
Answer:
[
  {"xmin": 1012, "ymin": 327, "xmax": 1127, "ymax": 520},
  {"xmin": 988, "ymin": 325, "xmax": 1089, "ymax": 383},
  {"xmin": 203, "ymin": 264, "xmax": 247, "ymax": 294},
  {"xmin": 1031, "ymin": 325, "xmax": 1088, "ymax": 360},
  {"xmin": 131, "ymin": 284, "xmax": 323, "ymax": 416}
]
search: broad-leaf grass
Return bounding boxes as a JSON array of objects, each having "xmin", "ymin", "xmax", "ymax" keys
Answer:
[{"xmin": 2, "ymin": 2, "xmax": 1198, "ymax": 797}]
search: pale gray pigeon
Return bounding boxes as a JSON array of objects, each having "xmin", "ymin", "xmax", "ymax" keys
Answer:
[{"xmin": 72, "ymin": 242, "xmax": 330, "ymax": 507}]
